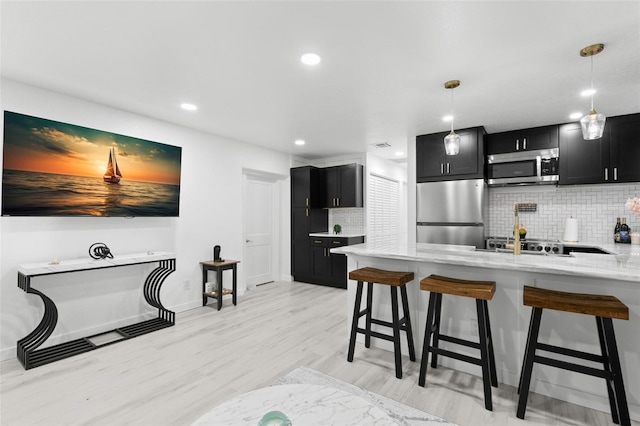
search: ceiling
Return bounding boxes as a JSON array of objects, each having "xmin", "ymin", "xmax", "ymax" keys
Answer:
[{"xmin": 2, "ymin": 1, "xmax": 639, "ymax": 162}]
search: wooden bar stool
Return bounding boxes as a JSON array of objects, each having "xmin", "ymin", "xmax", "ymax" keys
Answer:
[
  {"xmin": 517, "ymin": 286, "xmax": 630, "ymax": 426},
  {"xmin": 419, "ymin": 274, "xmax": 498, "ymax": 411},
  {"xmin": 347, "ymin": 267, "xmax": 416, "ymax": 379}
]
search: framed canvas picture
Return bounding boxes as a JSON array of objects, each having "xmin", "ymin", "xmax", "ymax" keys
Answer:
[{"xmin": 2, "ymin": 111, "xmax": 182, "ymax": 217}]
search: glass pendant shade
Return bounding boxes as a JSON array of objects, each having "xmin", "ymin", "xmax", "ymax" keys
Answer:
[
  {"xmin": 443, "ymin": 79, "xmax": 461, "ymax": 156},
  {"xmin": 580, "ymin": 109, "xmax": 606, "ymax": 140},
  {"xmin": 444, "ymin": 131, "xmax": 460, "ymax": 155}
]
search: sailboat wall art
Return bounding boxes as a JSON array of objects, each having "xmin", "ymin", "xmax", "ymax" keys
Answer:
[{"xmin": 1, "ymin": 111, "xmax": 182, "ymax": 217}]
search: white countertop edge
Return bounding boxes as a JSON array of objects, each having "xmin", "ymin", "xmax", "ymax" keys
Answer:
[
  {"xmin": 309, "ymin": 232, "xmax": 366, "ymax": 238},
  {"xmin": 332, "ymin": 243, "xmax": 640, "ymax": 283}
]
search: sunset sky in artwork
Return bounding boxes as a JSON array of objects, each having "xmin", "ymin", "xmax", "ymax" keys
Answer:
[{"xmin": 2, "ymin": 112, "xmax": 182, "ymax": 185}]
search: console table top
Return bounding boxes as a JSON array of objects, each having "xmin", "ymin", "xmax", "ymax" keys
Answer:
[{"xmin": 18, "ymin": 251, "xmax": 176, "ymax": 277}]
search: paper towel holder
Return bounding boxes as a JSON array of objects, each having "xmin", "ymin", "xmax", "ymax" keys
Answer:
[{"xmin": 562, "ymin": 216, "xmax": 579, "ymax": 242}]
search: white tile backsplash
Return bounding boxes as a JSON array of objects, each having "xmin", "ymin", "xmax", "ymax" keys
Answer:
[
  {"xmin": 488, "ymin": 183, "xmax": 640, "ymax": 243},
  {"xmin": 329, "ymin": 208, "xmax": 365, "ymax": 235}
]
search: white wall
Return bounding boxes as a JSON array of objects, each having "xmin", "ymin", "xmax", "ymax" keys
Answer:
[{"xmin": 0, "ymin": 80, "xmax": 292, "ymax": 361}]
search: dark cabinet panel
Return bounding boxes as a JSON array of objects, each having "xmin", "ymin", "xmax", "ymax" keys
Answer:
[
  {"xmin": 610, "ymin": 113, "xmax": 640, "ymax": 183},
  {"xmin": 417, "ymin": 126, "xmax": 485, "ymax": 182},
  {"xmin": 291, "ymin": 166, "xmax": 323, "ymax": 208},
  {"xmin": 308, "ymin": 236, "xmax": 364, "ymax": 288},
  {"xmin": 487, "ymin": 125, "xmax": 558, "ymax": 155},
  {"xmin": 559, "ymin": 113, "xmax": 640, "ymax": 185},
  {"xmin": 322, "ymin": 164, "xmax": 363, "ymax": 208}
]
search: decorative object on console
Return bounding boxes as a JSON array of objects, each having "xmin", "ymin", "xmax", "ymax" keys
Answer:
[
  {"xmin": 213, "ymin": 245, "xmax": 223, "ymax": 262},
  {"xmin": 89, "ymin": 242, "xmax": 113, "ymax": 259},
  {"xmin": 579, "ymin": 43, "xmax": 606, "ymax": 140},
  {"xmin": 443, "ymin": 79, "xmax": 461, "ymax": 156},
  {"xmin": 1, "ymin": 111, "xmax": 182, "ymax": 217}
]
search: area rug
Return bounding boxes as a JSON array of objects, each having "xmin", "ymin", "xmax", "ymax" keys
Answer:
[{"xmin": 274, "ymin": 366, "xmax": 458, "ymax": 426}]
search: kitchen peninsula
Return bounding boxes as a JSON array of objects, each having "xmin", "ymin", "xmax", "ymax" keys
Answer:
[{"xmin": 332, "ymin": 242, "xmax": 640, "ymax": 421}]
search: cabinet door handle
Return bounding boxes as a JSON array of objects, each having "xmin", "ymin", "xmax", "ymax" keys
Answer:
[
  {"xmin": 306, "ymin": 208, "xmax": 309, "ymax": 217},
  {"xmin": 314, "ymin": 240, "xmax": 323, "ymax": 244},
  {"xmin": 516, "ymin": 139, "xmax": 519, "ymax": 151},
  {"xmin": 604, "ymin": 167, "xmax": 609, "ymax": 181},
  {"xmin": 523, "ymin": 138, "xmax": 527, "ymax": 150},
  {"xmin": 305, "ymin": 197, "xmax": 309, "ymax": 207},
  {"xmin": 440, "ymin": 163, "xmax": 444, "ymax": 174},
  {"xmin": 332, "ymin": 241, "xmax": 341, "ymax": 245},
  {"xmin": 614, "ymin": 167, "xmax": 618, "ymax": 181},
  {"xmin": 446, "ymin": 163, "xmax": 450, "ymax": 174},
  {"xmin": 337, "ymin": 198, "xmax": 340, "ymax": 207}
]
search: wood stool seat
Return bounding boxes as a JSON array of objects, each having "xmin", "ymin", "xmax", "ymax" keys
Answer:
[
  {"xmin": 517, "ymin": 286, "xmax": 630, "ymax": 426},
  {"xmin": 419, "ymin": 274, "xmax": 498, "ymax": 411},
  {"xmin": 347, "ymin": 267, "xmax": 416, "ymax": 379},
  {"xmin": 420, "ymin": 274, "xmax": 496, "ymax": 300},
  {"xmin": 349, "ymin": 267, "xmax": 414, "ymax": 287}
]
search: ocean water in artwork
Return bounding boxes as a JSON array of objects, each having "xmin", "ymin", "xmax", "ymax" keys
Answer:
[{"xmin": 2, "ymin": 169, "xmax": 180, "ymax": 217}]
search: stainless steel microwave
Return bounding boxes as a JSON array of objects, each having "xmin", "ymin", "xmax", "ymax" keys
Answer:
[{"xmin": 486, "ymin": 148, "xmax": 559, "ymax": 186}]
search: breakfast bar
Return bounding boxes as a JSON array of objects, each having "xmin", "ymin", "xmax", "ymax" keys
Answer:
[{"xmin": 332, "ymin": 242, "xmax": 640, "ymax": 421}]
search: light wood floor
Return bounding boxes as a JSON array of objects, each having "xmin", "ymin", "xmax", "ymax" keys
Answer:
[{"xmin": 1, "ymin": 281, "xmax": 635, "ymax": 426}]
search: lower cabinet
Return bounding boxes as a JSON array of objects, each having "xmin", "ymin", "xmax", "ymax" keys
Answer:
[{"xmin": 305, "ymin": 236, "xmax": 364, "ymax": 289}]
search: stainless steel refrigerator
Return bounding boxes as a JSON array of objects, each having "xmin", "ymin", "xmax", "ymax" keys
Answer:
[{"xmin": 416, "ymin": 178, "xmax": 487, "ymax": 248}]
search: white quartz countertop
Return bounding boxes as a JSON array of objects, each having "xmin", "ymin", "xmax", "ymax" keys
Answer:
[
  {"xmin": 309, "ymin": 232, "xmax": 366, "ymax": 238},
  {"xmin": 18, "ymin": 251, "xmax": 176, "ymax": 276},
  {"xmin": 332, "ymin": 242, "xmax": 640, "ymax": 283}
]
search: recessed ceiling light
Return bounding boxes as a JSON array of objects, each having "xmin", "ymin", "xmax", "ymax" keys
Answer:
[
  {"xmin": 301, "ymin": 53, "xmax": 321, "ymax": 66},
  {"xmin": 395, "ymin": 151, "xmax": 405, "ymax": 157},
  {"xmin": 295, "ymin": 139, "xmax": 305, "ymax": 146},
  {"xmin": 581, "ymin": 88, "xmax": 596, "ymax": 97},
  {"xmin": 442, "ymin": 115, "xmax": 453, "ymax": 122},
  {"xmin": 180, "ymin": 103, "xmax": 198, "ymax": 111},
  {"xmin": 570, "ymin": 112, "xmax": 583, "ymax": 120}
]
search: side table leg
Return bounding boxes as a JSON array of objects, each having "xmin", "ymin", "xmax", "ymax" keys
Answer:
[
  {"xmin": 202, "ymin": 266, "xmax": 208, "ymax": 306},
  {"xmin": 217, "ymin": 267, "xmax": 223, "ymax": 311},
  {"xmin": 232, "ymin": 264, "xmax": 237, "ymax": 306}
]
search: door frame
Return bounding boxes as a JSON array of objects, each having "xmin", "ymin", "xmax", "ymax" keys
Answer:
[{"xmin": 241, "ymin": 168, "xmax": 288, "ymax": 290}]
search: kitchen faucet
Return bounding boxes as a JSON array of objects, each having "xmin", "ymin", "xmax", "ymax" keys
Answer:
[{"xmin": 505, "ymin": 204, "xmax": 521, "ymax": 255}]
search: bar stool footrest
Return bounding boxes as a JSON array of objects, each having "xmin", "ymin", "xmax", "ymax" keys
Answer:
[
  {"xmin": 438, "ymin": 334, "xmax": 482, "ymax": 351},
  {"xmin": 536, "ymin": 342, "xmax": 604, "ymax": 363},
  {"xmin": 430, "ymin": 346, "xmax": 483, "ymax": 367},
  {"xmin": 534, "ymin": 355, "xmax": 611, "ymax": 379}
]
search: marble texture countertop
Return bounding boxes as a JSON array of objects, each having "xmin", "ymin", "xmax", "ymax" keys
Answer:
[
  {"xmin": 309, "ymin": 232, "xmax": 366, "ymax": 238},
  {"xmin": 332, "ymin": 241, "xmax": 640, "ymax": 283},
  {"xmin": 18, "ymin": 251, "xmax": 176, "ymax": 276}
]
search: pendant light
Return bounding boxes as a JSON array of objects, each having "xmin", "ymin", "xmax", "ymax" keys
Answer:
[
  {"xmin": 444, "ymin": 80, "xmax": 461, "ymax": 155},
  {"xmin": 579, "ymin": 43, "xmax": 606, "ymax": 140}
]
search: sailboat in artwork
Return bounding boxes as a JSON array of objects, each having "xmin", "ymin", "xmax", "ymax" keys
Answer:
[{"xmin": 103, "ymin": 147, "xmax": 122, "ymax": 184}]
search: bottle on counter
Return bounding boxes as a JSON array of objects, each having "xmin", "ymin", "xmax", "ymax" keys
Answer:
[
  {"xmin": 620, "ymin": 217, "xmax": 631, "ymax": 243},
  {"xmin": 614, "ymin": 217, "xmax": 621, "ymax": 243}
]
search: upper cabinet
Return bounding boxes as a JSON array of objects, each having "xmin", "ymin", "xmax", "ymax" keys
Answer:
[
  {"xmin": 291, "ymin": 166, "xmax": 323, "ymax": 208},
  {"xmin": 416, "ymin": 126, "xmax": 486, "ymax": 182},
  {"xmin": 322, "ymin": 164, "xmax": 363, "ymax": 208},
  {"xmin": 487, "ymin": 125, "xmax": 558, "ymax": 155},
  {"xmin": 559, "ymin": 113, "xmax": 640, "ymax": 185}
]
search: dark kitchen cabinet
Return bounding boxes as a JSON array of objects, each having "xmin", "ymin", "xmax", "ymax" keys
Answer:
[
  {"xmin": 559, "ymin": 113, "xmax": 640, "ymax": 185},
  {"xmin": 487, "ymin": 125, "xmax": 558, "ymax": 155},
  {"xmin": 416, "ymin": 126, "xmax": 486, "ymax": 182},
  {"xmin": 291, "ymin": 166, "xmax": 327, "ymax": 281},
  {"xmin": 322, "ymin": 164, "xmax": 363, "ymax": 208},
  {"xmin": 309, "ymin": 236, "xmax": 364, "ymax": 288}
]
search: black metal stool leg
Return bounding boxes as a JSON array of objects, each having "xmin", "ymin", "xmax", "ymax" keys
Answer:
[
  {"xmin": 431, "ymin": 292, "xmax": 443, "ymax": 368},
  {"xmin": 400, "ymin": 284, "xmax": 416, "ymax": 361},
  {"xmin": 517, "ymin": 307, "xmax": 543, "ymax": 420},
  {"xmin": 483, "ymin": 300, "xmax": 498, "ymax": 387},
  {"xmin": 596, "ymin": 316, "xmax": 620, "ymax": 424},
  {"xmin": 518, "ymin": 307, "xmax": 537, "ymax": 394},
  {"xmin": 476, "ymin": 299, "xmax": 493, "ymax": 411},
  {"xmin": 390, "ymin": 286, "xmax": 403, "ymax": 379},
  {"xmin": 347, "ymin": 281, "xmax": 364, "ymax": 362},
  {"xmin": 365, "ymin": 282, "xmax": 373, "ymax": 348},
  {"xmin": 602, "ymin": 317, "xmax": 631, "ymax": 426},
  {"xmin": 419, "ymin": 292, "xmax": 437, "ymax": 387}
]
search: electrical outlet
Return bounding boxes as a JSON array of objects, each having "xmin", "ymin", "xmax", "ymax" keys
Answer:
[{"xmin": 183, "ymin": 279, "xmax": 191, "ymax": 290}]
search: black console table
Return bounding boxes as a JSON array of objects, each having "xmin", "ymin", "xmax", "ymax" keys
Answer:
[{"xmin": 17, "ymin": 252, "xmax": 176, "ymax": 370}]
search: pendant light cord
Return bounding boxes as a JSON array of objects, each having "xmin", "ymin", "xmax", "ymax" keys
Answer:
[
  {"xmin": 590, "ymin": 55, "xmax": 595, "ymax": 111},
  {"xmin": 450, "ymin": 87, "xmax": 455, "ymax": 132}
]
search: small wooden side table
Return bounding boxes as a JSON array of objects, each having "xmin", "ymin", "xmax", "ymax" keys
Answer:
[{"xmin": 200, "ymin": 260, "xmax": 240, "ymax": 311}]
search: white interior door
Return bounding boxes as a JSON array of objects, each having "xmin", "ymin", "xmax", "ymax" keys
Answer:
[{"xmin": 243, "ymin": 174, "xmax": 276, "ymax": 287}]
